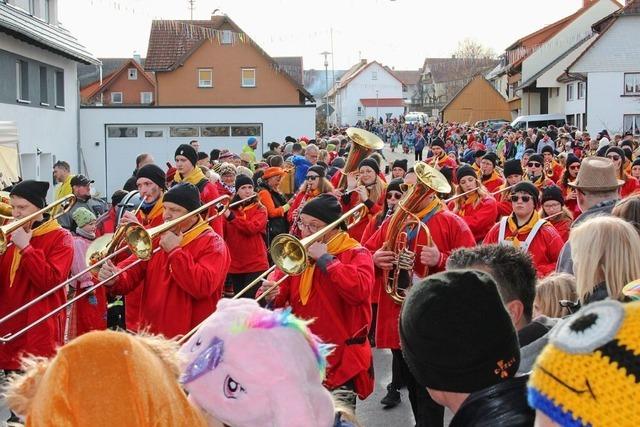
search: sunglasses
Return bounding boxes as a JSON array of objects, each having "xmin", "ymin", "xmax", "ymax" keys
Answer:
[
  {"xmin": 387, "ymin": 191, "xmax": 402, "ymax": 200},
  {"xmin": 527, "ymin": 162, "xmax": 541, "ymax": 168},
  {"xmin": 510, "ymin": 195, "xmax": 532, "ymax": 203},
  {"xmin": 607, "ymin": 155, "xmax": 621, "ymax": 161},
  {"xmin": 305, "ymin": 175, "xmax": 320, "ymax": 181},
  {"xmin": 569, "ymin": 164, "xmax": 580, "ymax": 170}
]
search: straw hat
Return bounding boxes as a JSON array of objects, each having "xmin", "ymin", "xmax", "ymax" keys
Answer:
[{"xmin": 568, "ymin": 157, "xmax": 624, "ymax": 191}]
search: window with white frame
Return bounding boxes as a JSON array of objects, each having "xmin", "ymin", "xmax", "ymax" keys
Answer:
[
  {"xmin": 578, "ymin": 82, "xmax": 585, "ymax": 99},
  {"xmin": 357, "ymin": 106, "xmax": 363, "ymax": 116},
  {"xmin": 16, "ymin": 60, "xmax": 29, "ymax": 102},
  {"xmin": 221, "ymin": 30, "xmax": 233, "ymax": 45},
  {"xmin": 372, "ymin": 71, "xmax": 378, "ymax": 80},
  {"xmin": 54, "ymin": 70, "xmax": 64, "ymax": 107},
  {"xmin": 566, "ymin": 83, "xmax": 575, "ymax": 101},
  {"xmin": 624, "ymin": 114, "xmax": 640, "ymax": 136},
  {"xmin": 241, "ymin": 68, "xmax": 256, "ymax": 87},
  {"xmin": 576, "ymin": 113, "xmax": 582, "ymax": 130},
  {"xmin": 624, "ymin": 73, "xmax": 640, "ymax": 95},
  {"xmin": 128, "ymin": 68, "xmax": 138, "ymax": 80},
  {"xmin": 111, "ymin": 92, "xmax": 123, "ymax": 104},
  {"xmin": 198, "ymin": 69, "xmax": 213, "ymax": 87},
  {"xmin": 39, "ymin": 66, "xmax": 48, "ymax": 105},
  {"xmin": 140, "ymin": 91, "xmax": 153, "ymax": 104}
]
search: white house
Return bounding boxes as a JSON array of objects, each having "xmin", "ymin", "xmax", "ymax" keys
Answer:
[
  {"xmin": 327, "ymin": 60, "xmax": 404, "ymax": 126},
  {"xmin": 568, "ymin": 0, "xmax": 640, "ymax": 136},
  {"xmin": 80, "ymin": 105, "xmax": 316, "ymax": 198},
  {"xmin": 0, "ymin": 0, "xmax": 99, "ymax": 194},
  {"xmin": 516, "ymin": 0, "xmax": 620, "ymax": 118}
]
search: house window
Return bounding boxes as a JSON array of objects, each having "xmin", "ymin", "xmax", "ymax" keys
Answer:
[
  {"xmin": 198, "ymin": 69, "xmax": 213, "ymax": 87},
  {"xmin": 201, "ymin": 126, "xmax": 230, "ymax": 137},
  {"xmin": 578, "ymin": 82, "xmax": 585, "ymax": 99},
  {"xmin": 357, "ymin": 106, "xmax": 363, "ymax": 116},
  {"xmin": 16, "ymin": 60, "xmax": 29, "ymax": 102},
  {"xmin": 241, "ymin": 68, "xmax": 256, "ymax": 87},
  {"xmin": 144, "ymin": 130, "xmax": 163, "ymax": 138},
  {"xmin": 583, "ymin": 113, "xmax": 587, "ymax": 129},
  {"xmin": 170, "ymin": 126, "xmax": 199, "ymax": 137},
  {"xmin": 566, "ymin": 83, "xmax": 575, "ymax": 101},
  {"xmin": 111, "ymin": 92, "xmax": 123, "ymax": 104},
  {"xmin": 231, "ymin": 125, "xmax": 260, "ymax": 137},
  {"xmin": 372, "ymin": 71, "xmax": 378, "ymax": 80},
  {"xmin": 566, "ymin": 114, "xmax": 575, "ymax": 126},
  {"xmin": 107, "ymin": 127, "xmax": 138, "ymax": 138},
  {"xmin": 54, "ymin": 70, "xmax": 64, "ymax": 107},
  {"xmin": 140, "ymin": 92, "xmax": 153, "ymax": 104},
  {"xmin": 39, "ymin": 66, "xmax": 48, "ymax": 105},
  {"xmin": 624, "ymin": 73, "xmax": 640, "ymax": 95},
  {"xmin": 221, "ymin": 30, "xmax": 233, "ymax": 45},
  {"xmin": 128, "ymin": 68, "xmax": 138, "ymax": 80},
  {"xmin": 624, "ymin": 114, "xmax": 640, "ymax": 136},
  {"xmin": 576, "ymin": 113, "xmax": 582, "ymax": 130},
  {"xmin": 548, "ymin": 88, "xmax": 553, "ymax": 98}
]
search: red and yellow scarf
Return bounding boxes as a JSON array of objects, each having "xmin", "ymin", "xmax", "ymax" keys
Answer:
[
  {"xmin": 180, "ymin": 218, "xmax": 212, "ymax": 248},
  {"xmin": 505, "ymin": 211, "xmax": 541, "ymax": 248},
  {"xmin": 139, "ymin": 198, "xmax": 164, "ymax": 226},
  {"xmin": 482, "ymin": 170, "xmax": 502, "ymax": 185},
  {"xmin": 10, "ymin": 219, "xmax": 61, "ymax": 286},
  {"xmin": 458, "ymin": 192, "xmax": 479, "ymax": 217}
]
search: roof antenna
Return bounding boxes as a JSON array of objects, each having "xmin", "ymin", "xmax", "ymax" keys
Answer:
[{"xmin": 188, "ymin": 0, "xmax": 195, "ymax": 20}]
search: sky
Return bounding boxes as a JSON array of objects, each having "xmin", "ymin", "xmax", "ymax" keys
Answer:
[{"xmin": 59, "ymin": 0, "xmax": 583, "ymax": 70}]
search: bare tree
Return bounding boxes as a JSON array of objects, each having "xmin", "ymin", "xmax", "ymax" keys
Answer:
[{"xmin": 452, "ymin": 38, "xmax": 497, "ymax": 60}]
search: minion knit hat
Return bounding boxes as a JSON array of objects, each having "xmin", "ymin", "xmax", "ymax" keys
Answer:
[
  {"xmin": 72, "ymin": 207, "xmax": 96, "ymax": 229},
  {"xmin": 528, "ymin": 299, "xmax": 640, "ymax": 427}
]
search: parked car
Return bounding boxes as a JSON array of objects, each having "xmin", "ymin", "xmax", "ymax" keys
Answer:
[
  {"xmin": 405, "ymin": 112, "xmax": 428, "ymax": 124},
  {"xmin": 474, "ymin": 119, "xmax": 510, "ymax": 130},
  {"xmin": 510, "ymin": 114, "xmax": 566, "ymax": 130}
]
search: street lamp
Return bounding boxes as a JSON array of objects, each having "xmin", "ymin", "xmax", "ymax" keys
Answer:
[{"xmin": 321, "ymin": 51, "xmax": 331, "ymax": 129}]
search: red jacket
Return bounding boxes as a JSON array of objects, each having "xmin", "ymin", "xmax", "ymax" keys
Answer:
[
  {"xmin": 496, "ymin": 190, "xmax": 513, "ymax": 219},
  {"xmin": 215, "ymin": 181, "xmax": 234, "ymax": 198},
  {"xmin": 95, "ymin": 208, "xmax": 117, "ymax": 237},
  {"xmin": 550, "ymin": 216, "xmax": 572, "ymax": 243},
  {"xmin": 450, "ymin": 196, "xmax": 498, "ymax": 243},
  {"xmin": 364, "ymin": 208, "xmax": 476, "ymax": 349},
  {"xmin": 0, "ymin": 227, "xmax": 73, "ymax": 369},
  {"xmin": 361, "ymin": 214, "xmax": 386, "ymax": 304},
  {"xmin": 224, "ymin": 203, "xmax": 269, "ymax": 273},
  {"xmin": 557, "ymin": 181, "xmax": 581, "ymax": 219},
  {"xmin": 342, "ymin": 191, "xmax": 383, "ymax": 242},
  {"xmin": 481, "ymin": 175, "xmax": 505, "ymax": 194},
  {"xmin": 110, "ymin": 229, "xmax": 230, "ymax": 338},
  {"xmin": 200, "ymin": 180, "xmax": 224, "ymax": 237},
  {"xmin": 621, "ymin": 175, "xmax": 639, "ymax": 199},
  {"xmin": 269, "ymin": 246, "xmax": 374, "ymax": 399},
  {"xmin": 483, "ymin": 219, "xmax": 563, "ymax": 277}
]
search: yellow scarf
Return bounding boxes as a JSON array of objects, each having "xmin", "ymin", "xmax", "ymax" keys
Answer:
[
  {"xmin": 180, "ymin": 219, "xmax": 212, "ymax": 248},
  {"xmin": 298, "ymin": 231, "xmax": 359, "ymax": 305},
  {"xmin": 458, "ymin": 192, "xmax": 479, "ymax": 217},
  {"xmin": 506, "ymin": 211, "xmax": 541, "ymax": 248},
  {"xmin": 482, "ymin": 170, "xmax": 501, "ymax": 184},
  {"xmin": 414, "ymin": 196, "xmax": 442, "ymax": 219},
  {"xmin": 10, "ymin": 219, "xmax": 61, "ymax": 286},
  {"xmin": 139, "ymin": 198, "xmax": 164, "ymax": 226},
  {"xmin": 174, "ymin": 167, "xmax": 207, "ymax": 186}
]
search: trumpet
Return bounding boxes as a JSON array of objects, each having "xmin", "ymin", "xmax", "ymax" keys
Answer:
[
  {"xmin": 178, "ymin": 203, "xmax": 368, "ymax": 344},
  {"xmin": 0, "ymin": 194, "xmax": 75, "ymax": 254},
  {"xmin": 0, "ymin": 195, "xmax": 231, "ymax": 344}
]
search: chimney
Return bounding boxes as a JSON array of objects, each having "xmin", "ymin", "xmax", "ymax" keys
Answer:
[
  {"xmin": 583, "ymin": 0, "xmax": 594, "ymax": 8},
  {"xmin": 133, "ymin": 51, "xmax": 141, "ymax": 64}
]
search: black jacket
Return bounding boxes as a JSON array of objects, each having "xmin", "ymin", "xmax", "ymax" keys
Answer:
[{"xmin": 450, "ymin": 375, "xmax": 534, "ymax": 427}]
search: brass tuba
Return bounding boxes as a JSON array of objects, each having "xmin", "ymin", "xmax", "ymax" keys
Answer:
[
  {"xmin": 384, "ymin": 162, "xmax": 451, "ymax": 304},
  {"xmin": 337, "ymin": 128, "xmax": 384, "ymax": 190}
]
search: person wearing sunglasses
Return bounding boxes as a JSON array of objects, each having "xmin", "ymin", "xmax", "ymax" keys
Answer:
[
  {"xmin": 449, "ymin": 165, "xmax": 498, "ymax": 243},
  {"xmin": 557, "ymin": 153, "xmax": 582, "ymax": 219},
  {"xmin": 288, "ymin": 165, "xmax": 334, "ymax": 237},
  {"xmin": 606, "ymin": 146, "xmax": 639, "ymax": 198},
  {"xmin": 484, "ymin": 181, "xmax": 563, "ymax": 277},
  {"xmin": 525, "ymin": 153, "xmax": 555, "ymax": 192}
]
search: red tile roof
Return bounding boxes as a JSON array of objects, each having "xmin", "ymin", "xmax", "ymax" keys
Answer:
[
  {"xmin": 360, "ymin": 98, "xmax": 404, "ymax": 107},
  {"xmin": 80, "ymin": 58, "xmax": 155, "ymax": 100}
]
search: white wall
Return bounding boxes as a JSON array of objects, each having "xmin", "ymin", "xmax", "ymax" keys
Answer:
[
  {"xmin": 80, "ymin": 106, "xmax": 316, "ymax": 197},
  {"xmin": 521, "ymin": 92, "xmax": 541, "ymax": 115},
  {"xmin": 0, "ymin": 35, "xmax": 79, "ymax": 200},
  {"xmin": 521, "ymin": 0, "xmax": 619, "ymax": 83},
  {"xmin": 586, "ymin": 72, "xmax": 640, "ymax": 136},
  {"xmin": 338, "ymin": 63, "xmax": 404, "ymax": 126}
]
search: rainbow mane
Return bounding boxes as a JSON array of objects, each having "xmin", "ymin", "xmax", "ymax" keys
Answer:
[{"xmin": 232, "ymin": 307, "xmax": 334, "ymax": 379}]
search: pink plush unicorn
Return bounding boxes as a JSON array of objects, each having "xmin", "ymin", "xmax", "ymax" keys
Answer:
[{"xmin": 179, "ymin": 298, "xmax": 338, "ymax": 427}]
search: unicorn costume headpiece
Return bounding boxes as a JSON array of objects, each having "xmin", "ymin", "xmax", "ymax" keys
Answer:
[{"xmin": 179, "ymin": 298, "xmax": 335, "ymax": 427}]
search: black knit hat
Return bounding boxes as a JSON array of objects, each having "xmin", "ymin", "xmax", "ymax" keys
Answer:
[
  {"xmin": 431, "ymin": 138, "xmax": 445, "ymax": 149},
  {"xmin": 307, "ymin": 165, "xmax": 326, "ymax": 178},
  {"xmin": 136, "ymin": 164, "xmax": 166, "ymax": 190},
  {"xmin": 331, "ymin": 157, "xmax": 346, "ymax": 169},
  {"xmin": 541, "ymin": 185, "xmax": 564, "ymax": 206},
  {"xmin": 474, "ymin": 149, "xmax": 487, "ymax": 158},
  {"xmin": 482, "ymin": 152, "xmax": 499, "ymax": 167},
  {"xmin": 175, "ymin": 144, "xmax": 198, "ymax": 167},
  {"xmin": 235, "ymin": 174, "xmax": 254, "ymax": 190},
  {"xmin": 566, "ymin": 153, "xmax": 580, "ymax": 167},
  {"xmin": 633, "ymin": 158, "xmax": 640, "ymax": 168},
  {"xmin": 359, "ymin": 158, "xmax": 380, "ymax": 175},
  {"xmin": 392, "ymin": 158, "xmax": 408, "ymax": 172},
  {"xmin": 524, "ymin": 148, "xmax": 535, "ymax": 156},
  {"xmin": 528, "ymin": 154, "xmax": 544, "ymax": 165},
  {"xmin": 387, "ymin": 178, "xmax": 404, "ymax": 194},
  {"xmin": 10, "ymin": 180, "xmax": 49, "ymax": 209},
  {"xmin": 606, "ymin": 146, "xmax": 625, "ymax": 160},
  {"xmin": 541, "ymin": 145, "xmax": 555, "ymax": 155},
  {"xmin": 400, "ymin": 270, "xmax": 520, "ymax": 393},
  {"xmin": 503, "ymin": 159, "xmax": 523, "ymax": 177},
  {"xmin": 301, "ymin": 194, "xmax": 345, "ymax": 230},
  {"xmin": 513, "ymin": 181, "xmax": 539, "ymax": 206},
  {"xmin": 163, "ymin": 183, "xmax": 201, "ymax": 212},
  {"xmin": 111, "ymin": 189, "xmax": 128, "ymax": 207},
  {"xmin": 456, "ymin": 165, "xmax": 477, "ymax": 181}
]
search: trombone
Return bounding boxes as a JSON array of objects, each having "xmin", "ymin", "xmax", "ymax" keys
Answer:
[
  {"xmin": 0, "ymin": 195, "xmax": 231, "ymax": 344},
  {"xmin": 178, "ymin": 203, "xmax": 368, "ymax": 344},
  {"xmin": 0, "ymin": 194, "xmax": 76, "ymax": 254}
]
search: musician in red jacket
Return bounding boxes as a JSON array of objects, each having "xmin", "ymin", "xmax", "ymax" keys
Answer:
[
  {"xmin": 495, "ymin": 159, "xmax": 524, "ymax": 218},
  {"xmin": 259, "ymin": 194, "xmax": 375, "ymax": 408},
  {"xmin": 223, "ymin": 175, "xmax": 268, "ymax": 298},
  {"xmin": 484, "ymin": 182, "xmax": 563, "ymax": 277},
  {"xmin": 99, "ymin": 183, "xmax": 230, "ymax": 338},
  {"xmin": 428, "ymin": 138, "xmax": 458, "ymax": 174},
  {"xmin": 365, "ymin": 166, "xmax": 475, "ymax": 425},
  {"xmin": 0, "ymin": 180, "xmax": 74, "ymax": 371},
  {"xmin": 607, "ymin": 146, "xmax": 639, "ymax": 198},
  {"xmin": 526, "ymin": 154, "xmax": 555, "ymax": 193},
  {"xmin": 449, "ymin": 165, "xmax": 498, "ymax": 243},
  {"xmin": 541, "ymin": 145, "xmax": 564, "ymax": 183},
  {"xmin": 172, "ymin": 144, "xmax": 223, "ymax": 236},
  {"xmin": 556, "ymin": 154, "xmax": 581, "ymax": 219},
  {"xmin": 540, "ymin": 185, "xmax": 573, "ymax": 242},
  {"xmin": 479, "ymin": 152, "xmax": 505, "ymax": 193}
]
